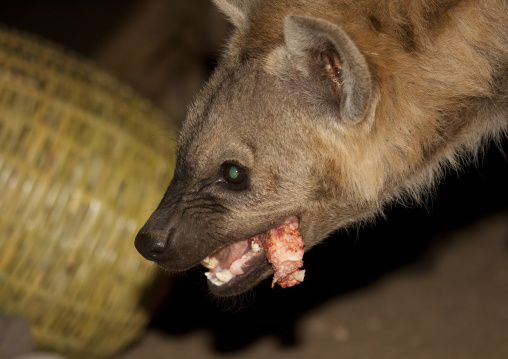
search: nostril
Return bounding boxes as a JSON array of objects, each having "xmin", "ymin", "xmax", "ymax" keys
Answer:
[
  {"xmin": 148, "ymin": 238, "xmax": 167, "ymax": 253},
  {"xmin": 134, "ymin": 229, "xmax": 170, "ymax": 261}
]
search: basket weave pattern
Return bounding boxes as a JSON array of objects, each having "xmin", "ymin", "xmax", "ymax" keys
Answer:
[{"xmin": 0, "ymin": 28, "xmax": 176, "ymax": 358}]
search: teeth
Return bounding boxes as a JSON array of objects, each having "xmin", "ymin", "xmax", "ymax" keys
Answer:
[
  {"xmin": 201, "ymin": 256, "xmax": 218, "ymax": 270},
  {"xmin": 203, "ymin": 268, "xmax": 234, "ymax": 286},
  {"xmin": 203, "ymin": 241, "xmax": 265, "ymax": 286},
  {"xmin": 251, "ymin": 241, "xmax": 262, "ymax": 252},
  {"xmin": 206, "ymin": 271, "xmax": 232, "ymax": 287},
  {"xmin": 215, "ymin": 269, "xmax": 233, "ymax": 283},
  {"xmin": 209, "ymin": 277, "xmax": 224, "ymax": 286}
]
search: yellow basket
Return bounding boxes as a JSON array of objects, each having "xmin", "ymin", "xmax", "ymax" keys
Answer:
[{"xmin": 0, "ymin": 27, "xmax": 176, "ymax": 358}]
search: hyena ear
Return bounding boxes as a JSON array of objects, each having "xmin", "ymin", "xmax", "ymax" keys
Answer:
[
  {"xmin": 212, "ymin": 0, "xmax": 258, "ymax": 29},
  {"xmin": 284, "ymin": 15, "xmax": 372, "ymax": 124}
]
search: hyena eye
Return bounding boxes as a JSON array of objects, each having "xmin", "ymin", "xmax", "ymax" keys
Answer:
[{"xmin": 220, "ymin": 162, "xmax": 248, "ymax": 186}]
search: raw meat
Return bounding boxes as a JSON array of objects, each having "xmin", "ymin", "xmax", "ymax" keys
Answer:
[{"xmin": 254, "ymin": 224, "xmax": 305, "ymax": 288}]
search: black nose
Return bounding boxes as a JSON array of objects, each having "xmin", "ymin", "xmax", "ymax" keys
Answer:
[{"xmin": 134, "ymin": 228, "xmax": 170, "ymax": 262}]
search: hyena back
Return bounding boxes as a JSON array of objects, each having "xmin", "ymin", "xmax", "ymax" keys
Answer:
[{"xmin": 135, "ymin": 0, "xmax": 508, "ymax": 296}]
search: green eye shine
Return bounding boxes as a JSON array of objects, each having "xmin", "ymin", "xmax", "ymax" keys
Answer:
[
  {"xmin": 222, "ymin": 162, "xmax": 247, "ymax": 185},
  {"xmin": 228, "ymin": 166, "xmax": 239, "ymax": 180}
]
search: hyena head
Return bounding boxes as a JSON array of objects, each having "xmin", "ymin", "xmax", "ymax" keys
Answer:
[
  {"xmin": 135, "ymin": 6, "xmax": 382, "ymax": 296},
  {"xmin": 135, "ymin": 0, "xmax": 449, "ymax": 296}
]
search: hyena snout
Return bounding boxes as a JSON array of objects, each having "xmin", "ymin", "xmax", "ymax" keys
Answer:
[{"xmin": 134, "ymin": 205, "xmax": 205, "ymax": 271}]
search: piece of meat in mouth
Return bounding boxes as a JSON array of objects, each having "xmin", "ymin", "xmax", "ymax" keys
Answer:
[{"xmin": 201, "ymin": 221, "xmax": 305, "ymax": 288}]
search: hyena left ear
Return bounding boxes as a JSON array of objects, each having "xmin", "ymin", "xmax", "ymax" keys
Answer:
[{"xmin": 284, "ymin": 15, "xmax": 372, "ymax": 124}]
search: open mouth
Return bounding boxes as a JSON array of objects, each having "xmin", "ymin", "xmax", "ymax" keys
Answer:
[
  {"xmin": 201, "ymin": 238, "xmax": 265, "ymax": 287},
  {"xmin": 200, "ymin": 216, "xmax": 305, "ymax": 290}
]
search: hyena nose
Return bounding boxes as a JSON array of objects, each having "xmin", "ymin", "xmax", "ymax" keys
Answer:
[{"xmin": 134, "ymin": 228, "xmax": 170, "ymax": 261}]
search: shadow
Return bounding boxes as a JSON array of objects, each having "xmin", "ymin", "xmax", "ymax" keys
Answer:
[
  {"xmin": 148, "ymin": 139, "xmax": 508, "ymax": 353},
  {"xmin": 0, "ymin": 0, "xmax": 138, "ymax": 57}
]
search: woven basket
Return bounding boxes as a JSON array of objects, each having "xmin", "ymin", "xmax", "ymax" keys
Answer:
[{"xmin": 0, "ymin": 27, "xmax": 176, "ymax": 358}]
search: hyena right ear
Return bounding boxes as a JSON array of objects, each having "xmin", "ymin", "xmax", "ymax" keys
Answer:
[
  {"xmin": 212, "ymin": 0, "xmax": 259, "ymax": 29},
  {"xmin": 284, "ymin": 15, "xmax": 373, "ymax": 124}
]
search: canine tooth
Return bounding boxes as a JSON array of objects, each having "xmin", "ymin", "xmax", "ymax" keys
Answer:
[
  {"xmin": 204, "ymin": 272, "xmax": 212, "ymax": 279},
  {"xmin": 215, "ymin": 269, "xmax": 233, "ymax": 283},
  {"xmin": 201, "ymin": 256, "xmax": 218, "ymax": 269}
]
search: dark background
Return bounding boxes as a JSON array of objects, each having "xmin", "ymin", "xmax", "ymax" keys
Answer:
[{"xmin": 1, "ymin": 0, "xmax": 507, "ymax": 356}]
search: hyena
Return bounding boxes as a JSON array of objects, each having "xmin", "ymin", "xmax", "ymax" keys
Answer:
[{"xmin": 135, "ymin": 0, "xmax": 508, "ymax": 296}]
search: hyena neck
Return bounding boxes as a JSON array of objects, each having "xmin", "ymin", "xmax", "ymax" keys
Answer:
[{"xmin": 363, "ymin": 4, "xmax": 508, "ymax": 204}]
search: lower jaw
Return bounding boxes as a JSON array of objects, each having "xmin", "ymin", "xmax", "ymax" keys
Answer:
[{"xmin": 206, "ymin": 260, "xmax": 272, "ymax": 296}]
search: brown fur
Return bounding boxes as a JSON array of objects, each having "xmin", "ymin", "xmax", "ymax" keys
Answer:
[{"xmin": 136, "ymin": 0, "xmax": 508, "ymax": 296}]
